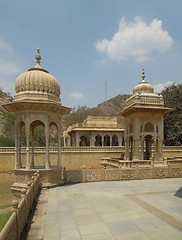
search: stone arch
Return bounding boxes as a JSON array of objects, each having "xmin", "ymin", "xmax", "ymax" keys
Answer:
[
  {"xmin": 18, "ymin": 121, "xmax": 26, "ymax": 147},
  {"xmin": 144, "ymin": 135, "xmax": 153, "ymax": 160},
  {"xmin": 80, "ymin": 135, "xmax": 90, "ymax": 146},
  {"xmin": 144, "ymin": 122, "xmax": 154, "ymax": 132},
  {"xmin": 95, "ymin": 135, "xmax": 102, "ymax": 146},
  {"xmin": 30, "ymin": 120, "xmax": 45, "ymax": 129},
  {"xmin": 29, "ymin": 120, "xmax": 46, "ymax": 168},
  {"xmin": 112, "ymin": 135, "xmax": 118, "ymax": 146},
  {"xmin": 49, "ymin": 122, "xmax": 59, "ymax": 146}
]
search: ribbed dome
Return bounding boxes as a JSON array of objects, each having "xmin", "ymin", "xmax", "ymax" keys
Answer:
[
  {"xmin": 133, "ymin": 69, "xmax": 154, "ymax": 94},
  {"xmin": 14, "ymin": 48, "xmax": 61, "ymax": 103}
]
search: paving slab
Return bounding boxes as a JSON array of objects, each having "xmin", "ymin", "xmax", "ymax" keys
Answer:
[{"xmin": 43, "ymin": 178, "xmax": 182, "ymax": 239}]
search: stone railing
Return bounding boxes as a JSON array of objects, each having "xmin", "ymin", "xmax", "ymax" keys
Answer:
[
  {"xmin": 63, "ymin": 166, "xmax": 182, "ymax": 184},
  {"xmin": 0, "ymin": 146, "xmax": 181, "ymax": 153},
  {"xmin": 0, "ymin": 171, "xmax": 40, "ymax": 240},
  {"xmin": 100, "ymin": 158, "xmax": 152, "ymax": 169},
  {"xmin": 125, "ymin": 96, "xmax": 164, "ymax": 108},
  {"xmin": 0, "ymin": 146, "xmax": 125, "ymax": 153},
  {"xmin": 165, "ymin": 156, "xmax": 182, "ymax": 166}
]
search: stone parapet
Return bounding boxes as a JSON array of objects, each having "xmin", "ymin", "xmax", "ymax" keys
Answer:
[
  {"xmin": 63, "ymin": 166, "xmax": 182, "ymax": 184},
  {"xmin": 0, "ymin": 171, "xmax": 40, "ymax": 240}
]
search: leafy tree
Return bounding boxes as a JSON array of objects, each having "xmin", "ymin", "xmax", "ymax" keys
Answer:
[
  {"xmin": 0, "ymin": 112, "xmax": 15, "ymax": 146},
  {"xmin": 161, "ymin": 84, "xmax": 182, "ymax": 146}
]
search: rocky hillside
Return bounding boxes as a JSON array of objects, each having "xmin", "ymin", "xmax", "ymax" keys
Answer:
[
  {"xmin": 93, "ymin": 94, "xmax": 131, "ymax": 116},
  {"xmin": 0, "ymin": 89, "xmax": 12, "ymax": 113}
]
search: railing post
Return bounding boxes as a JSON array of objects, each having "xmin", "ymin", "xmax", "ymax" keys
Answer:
[
  {"xmin": 12, "ymin": 199, "xmax": 19, "ymax": 240},
  {"xmin": 164, "ymin": 157, "xmax": 168, "ymax": 166},
  {"xmin": 34, "ymin": 172, "xmax": 38, "ymax": 193},
  {"xmin": 27, "ymin": 181, "xmax": 32, "ymax": 207},
  {"xmin": 63, "ymin": 167, "xmax": 67, "ymax": 184},
  {"xmin": 36, "ymin": 170, "xmax": 40, "ymax": 189},
  {"xmin": 21, "ymin": 188, "xmax": 27, "ymax": 223},
  {"xmin": 101, "ymin": 168, "xmax": 105, "ymax": 181},
  {"xmin": 82, "ymin": 166, "xmax": 86, "ymax": 183}
]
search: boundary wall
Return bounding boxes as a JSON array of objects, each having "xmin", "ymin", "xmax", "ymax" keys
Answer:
[
  {"xmin": 64, "ymin": 166, "xmax": 182, "ymax": 183},
  {"xmin": 0, "ymin": 146, "xmax": 181, "ymax": 171}
]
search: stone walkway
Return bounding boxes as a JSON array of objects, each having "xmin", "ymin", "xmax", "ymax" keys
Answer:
[
  {"xmin": 43, "ymin": 178, "xmax": 182, "ymax": 240},
  {"xmin": 0, "ymin": 207, "xmax": 11, "ymax": 214}
]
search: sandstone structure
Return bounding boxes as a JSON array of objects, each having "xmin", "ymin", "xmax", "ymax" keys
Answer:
[
  {"xmin": 118, "ymin": 69, "xmax": 172, "ymax": 162},
  {"xmin": 63, "ymin": 116, "xmax": 124, "ymax": 147},
  {"xmin": 3, "ymin": 48, "xmax": 70, "ymax": 187}
]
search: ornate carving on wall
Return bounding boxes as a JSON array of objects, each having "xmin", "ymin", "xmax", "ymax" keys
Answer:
[
  {"xmin": 66, "ymin": 170, "xmax": 82, "ymax": 183},
  {"xmin": 137, "ymin": 168, "xmax": 152, "ymax": 179},
  {"xmin": 169, "ymin": 167, "xmax": 182, "ymax": 178},
  {"xmin": 121, "ymin": 169, "xmax": 138, "ymax": 180},
  {"xmin": 85, "ymin": 170, "xmax": 102, "ymax": 182},
  {"xmin": 104, "ymin": 169, "xmax": 120, "ymax": 181},
  {"xmin": 153, "ymin": 167, "xmax": 168, "ymax": 178},
  {"xmin": 63, "ymin": 166, "xmax": 182, "ymax": 183}
]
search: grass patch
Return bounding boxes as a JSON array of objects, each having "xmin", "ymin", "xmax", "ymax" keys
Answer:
[
  {"xmin": 0, "ymin": 173, "xmax": 14, "ymax": 207},
  {"xmin": 0, "ymin": 204, "xmax": 11, "ymax": 210},
  {"xmin": 0, "ymin": 212, "xmax": 11, "ymax": 232}
]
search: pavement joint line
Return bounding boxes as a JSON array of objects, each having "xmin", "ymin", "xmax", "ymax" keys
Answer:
[
  {"xmin": 125, "ymin": 192, "xmax": 182, "ymax": 233},
  {"xmin": 125, "ymin": 189, "xmax": 180, "ymax": 196}
]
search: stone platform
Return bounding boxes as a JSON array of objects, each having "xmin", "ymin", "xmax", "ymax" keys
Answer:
[{"xmin": 42, "ymin": 178, "xmax": 182, "ymax": 240}]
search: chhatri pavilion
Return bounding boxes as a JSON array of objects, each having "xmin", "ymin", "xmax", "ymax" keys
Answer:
[
  {"xmin": 4, "ymin": 48, "xmax": 70, "ymax": 172},
  {"xmin": 118, "ymin": 69, "xmax": 172, "ymax": 162}
]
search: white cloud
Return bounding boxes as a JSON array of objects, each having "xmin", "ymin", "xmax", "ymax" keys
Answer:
[
  {"xmin": 95, "ymin": 16, "xmax": 173, "ymax": 62},
  {"xmin": 70, "ymin": 92, "xmax": 84, "ymax": 99},
  {"xmin": 95, "ymin": 59, "xmax": 106, "ymax": 64},
  {"xmin": 0, "ymin": 37, "xmax": 13, "ymax": 53},
  {"xmin": 0, "ymin": 60, "xmax": 21, "ymax": 76},
  {"xmin": 0, "ymin": 37, "xmax": 22, "ymax": 96},
  {"xmin": 153, "ymin": 81, "xmax": 173, "ymax": 93}
]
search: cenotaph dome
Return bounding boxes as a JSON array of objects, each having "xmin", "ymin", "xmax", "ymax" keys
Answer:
[{"xmin": 14, "ymin": 48, "xmax": 61, "ymax": 103}]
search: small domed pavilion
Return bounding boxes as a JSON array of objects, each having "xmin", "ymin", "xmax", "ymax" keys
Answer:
[
  {"xmin": 118, "ymin": 69, "xmax": 172, "ymax": 162},
  {"xmin": 4, "ymin": 48, "xmax": 70, "ymax": 170}
]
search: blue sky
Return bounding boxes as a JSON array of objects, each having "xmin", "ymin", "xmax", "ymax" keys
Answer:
[{"xmin": 0, "ymin": 0, "xmax": 181, "ymax": 108}]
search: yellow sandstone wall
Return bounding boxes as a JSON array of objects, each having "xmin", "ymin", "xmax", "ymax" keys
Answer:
[
  {"xmin": 0, "ymin": 151, "xmax": 122, "ymax": 171},
  {"xmin": 0, "ymin": 147, "xmax": 181, "ymax": 172}
]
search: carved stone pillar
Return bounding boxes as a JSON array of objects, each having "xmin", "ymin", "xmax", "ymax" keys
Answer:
[
  {"xmin": 158, "ymin": 137, "xmax": 163, "ymax": 161},
  {"xmin": 90, "ymin": 134, "xmax": 95, "ymax": 146},
  {"xmin": 45, "ymin": 132, "xmax": 50, "ymax": 169},
  {"xmin": 141, "ymin": 136, "xmax": 144, "ymax": 160},
  {"xmin": 26, "ymin": 133, "xmax": 30, "ymax": 170},
  {"xmin": 75, "ymin": 133, "xmax": 80, "ymax": 147},
  {"xmin": 31, "ymin": 128, "xmax": 34, "ymax": 168},
  {"xmin": 133, "ymin": 138, "xmax": 140, "ymax": 160},
  {"xmin": 18, "ymin": 131, "xmax": 22, "ymax": 168},
  {"xmin": 15, "ymin": 130, "xmax": 18, "ymax": 169},
  {"xmin": 124, "ymin": 136, "xmax": 128, "ymax": 160},
  {"xmin": 58, "ymin": 135, "xmax": 61, "ymax": 167},
  {"xmin": 118, "ymin": 135, "xmax": 122, "ymax": 146}
]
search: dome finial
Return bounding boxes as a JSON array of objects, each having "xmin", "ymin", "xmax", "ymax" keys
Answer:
[
  {"xmin": 35, "ymin": 47, "xmax": 41, "ymax": 65},
  {"xmin": 142, "ymin": 69, "xmax": 145, "ymax": 81}
]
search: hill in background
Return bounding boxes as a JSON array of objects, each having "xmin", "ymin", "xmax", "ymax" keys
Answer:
[
  {"xmin": 93, "ymin": 94, "xmax": 131, "ymax": 116},
  {"xmin": 0, "ymin": 84, "xmax": 181, "ymax": 146}
]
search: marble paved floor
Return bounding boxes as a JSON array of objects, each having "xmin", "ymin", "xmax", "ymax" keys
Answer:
[{"xmin": 44, "ymin": 178, "xmax": 182, "ymax": 240}]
